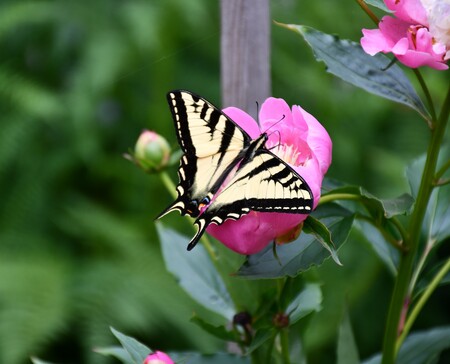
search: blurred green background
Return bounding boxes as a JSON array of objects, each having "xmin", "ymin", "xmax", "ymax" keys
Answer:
[{"xmin": 0, "ymin": 1, "xmax": 448, "ymax": 363}]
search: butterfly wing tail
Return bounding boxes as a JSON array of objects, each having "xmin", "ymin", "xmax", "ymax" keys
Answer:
[
  {"xmin": 187, "ymin": 217, "xmax": 208, "ymax": 251},
  {"xmin": 155, "ymin": 200, "xmax": 186, "ymax": 220}
]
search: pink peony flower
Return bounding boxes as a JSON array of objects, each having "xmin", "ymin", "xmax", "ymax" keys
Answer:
[
  {"xmin": 143, "ymin": 351, "xmax": 174, "ymax": 364},
  {"xmin": 206, "ymin": 97, "xmax": 332, "ymax": 255},
  {"xmin": 361, "ymin": 0, "xmax": 448, "ymax": 70}
]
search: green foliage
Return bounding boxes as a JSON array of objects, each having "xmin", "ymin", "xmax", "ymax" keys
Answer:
[
  {"xmin": 282, "ymin": 24, "xmax": 428, "ymax": 121},
  {"xmin": 157, "ymin": 223, "xmax": 235, "ymax": 321},
  {"xmin": 237, "ymin": 204, "xmax": 354, "ymax": 279},
  {"xmin": 97, "ymin": 328, "xmax": 250, "ymax": 364},
  {"xmin": 363, "ymin": 326, "xmax": 450, "ymax": 364},
  {"xmin": 0, "ymin": 1, "xmax": 220, "ymax": 362},
  {"xmin": 0, "ymin": 0, "xmax": 448, "ymax": 363}
]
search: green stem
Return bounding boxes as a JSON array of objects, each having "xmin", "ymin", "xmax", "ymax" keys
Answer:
[
  {"xmin": 390, "ymin": 217, "xmax": 408, "ymax": 246},
  {"xmin": 408, "ymin": 239, "xmax": 433, "ymax": 297},
  {"xmin": 381, "ymin": 83, "xmax": 450, "ymax": 364},
  {"xmin": 318, "ymin": 193, "xmax": 361, "ymax": 205},
  {"xmin": 355, "ymin": 0, "xmax": 379, "ymax": 25},
  {"xmin": 397, "ymin": 257, "xmax": 450, "ymax": 351},
  {"xmin": 160, "ymin": 171, "xmax": 178, "ymax": 200},
  {"xmin": 413, "ymin": 69, "xmax": 437, "ymax": 125},
  {"xmin": 280, "ymin": 329, "xmax": 291, "ymax": 364}
]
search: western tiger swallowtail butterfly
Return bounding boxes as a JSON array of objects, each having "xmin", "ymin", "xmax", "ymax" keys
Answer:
[{"xmin": 157, "ymin": 90, "xmax": 313, "ymax": 251}]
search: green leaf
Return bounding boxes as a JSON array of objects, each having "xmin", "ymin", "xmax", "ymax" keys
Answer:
[
  {"xmin": 286, "ymin": 283, "xmax": 322, "ymax": 325},
  {"xmin": 280, "ymin": 24, "xmax": 429, "ymax": 120},
  {"xmin": 190, "ymin": 314, "xmax": 237, "ymax": 341},
  {"xmin": 94, "ymin": 346, "xmax": 133, "ymax": 364},
  {"xmin": 337, "ymin": 308, "xmax": 360, "ymax": 364},
  {"xmin": 423, "ymin": 184, "xmax": 450, "ymax": 245},
  {"xmin": 324, "ymin": 185, "xmax": 414, "ymax": 219},
  {"xmin": 414, "ymin": 261, "xmax": 450, "ymax": 299},
  {"xmin": 157, "ymin": 223, "xmax": 236, "ymax": 320},
  {"xmin": 356, "ymin": 220, "xmax": 398, "ymax": 275},
  {"xmin": 363, "ymin": 326, "xmax": 450, "ymax": 364},
  {"xmin": 237, "ymin": 204, "xmax": 354, "ymax": 279},
  {"xmin": 110, "ymin": 327, "xmax": 151, "ymax": 364},
  {"xmin": 168, "ymin": 352, "xmax": 251, "ymax": 364},
  {"xmin": 304, "ymin": 216, "xmax": 342, "ymax": 266},
  {"xmin": 364, "ymin": 0, "xmax": 390, "ymax": 12}
]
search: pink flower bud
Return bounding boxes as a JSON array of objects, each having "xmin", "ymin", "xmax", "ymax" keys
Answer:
[
  {"xmin": 206, "ymin": 97, "xmax": 332, "ymax": 255},
  {"xmin": 134, "ymin": 130, "xmax": 171, "ymax": 172},
  {"xmin": 143, "ymin": 351, "xmax": 174, "ymax": 364}
]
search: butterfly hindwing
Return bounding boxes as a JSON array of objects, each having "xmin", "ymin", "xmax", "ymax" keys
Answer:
[{"xmin": 187, "ymin": 149, "xmax": 313, "ymax": 250}]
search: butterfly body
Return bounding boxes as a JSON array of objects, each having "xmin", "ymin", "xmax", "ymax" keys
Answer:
[{"xmin": 157, "ymin": 90, "xmax": 313, "ymax": 251}]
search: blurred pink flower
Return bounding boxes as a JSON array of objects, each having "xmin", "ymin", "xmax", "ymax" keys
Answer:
[
  {"xmin": 207, "ymin": 97, "xmax": 332, "ymax": 255},
  {"xmin": 361, "ymin": 0, "xmax": 448, "ymax": 70},
  {"xmin": 143, "ymin": 351, "xmax": 174, "ymax": 364}
]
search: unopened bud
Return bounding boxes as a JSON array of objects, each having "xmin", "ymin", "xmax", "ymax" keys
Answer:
[{"xmin": 133, "ymin": 130, "xmax": 171, "ymax": 172}]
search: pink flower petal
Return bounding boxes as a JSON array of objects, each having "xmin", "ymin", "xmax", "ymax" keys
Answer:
[
  {"xmin": 207, "ymin": 211, "xmax": 308, "ymax": 255},
  {"xmin": 379, "ymin": 16, "xmax": 412, "ymax": 46},
  {"xmin": 361, "ymin": 28, "xmax": 389, "ymax": 55},
  {"xmin": 223, "ymin": 107, "xmax": 261, "ymax": 138},
  {"xmin": 384, "ymin": 0, "xmax": 428, "ymax": 25},
  {"xmin": 296, "ymin": 105, "xmax": 332, "ymax": 176},
  {"xmin": 391, "ymin": 37, "xmax": 410, "ymax": 55},
  {"xmin": 397, "ymin": 49, "xmax": 449, "ymax": 69}
]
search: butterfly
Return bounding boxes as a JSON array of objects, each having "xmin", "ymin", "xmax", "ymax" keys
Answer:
[{"xmin": 157, "ymin": 90, "xmax": 313, "ymax": 251}]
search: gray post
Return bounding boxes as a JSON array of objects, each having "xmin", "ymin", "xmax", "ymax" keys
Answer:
[{"xmin": 220, "ymin": 0, "xmax": 271, "ymax": 119}]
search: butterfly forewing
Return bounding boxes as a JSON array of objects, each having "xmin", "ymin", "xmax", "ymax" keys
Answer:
[
  {"xmin": 160, "ymin": 91, "xmax": 252, "ymax": 219},
  {"xmin": 167, "ymin": 91, "xmax": 251, "ymax": 158}
]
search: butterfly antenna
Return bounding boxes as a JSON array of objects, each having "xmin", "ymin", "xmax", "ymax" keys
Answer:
[
  {"xmin": 255, "ymin": 100, "xmax": 261, "ymax": 128},
  {"xmin": 263, "ymin": 114, "xmax": 285, "ymax": 134}
]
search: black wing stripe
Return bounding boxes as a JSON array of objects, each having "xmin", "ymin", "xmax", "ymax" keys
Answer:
[
  {"xmin": 236, "ymin": 156, "xmax": 280, "ymax": 182},
  {"xmin": 168, "ymin": 92, "xmax": 194, "ymax": 153},
  {"xmin": 208, "ymin": 108, "xmax": 222, "ymax": 131},
  {"xmin": 200, "ymin": 101, "xmax": 209, "ymax": 120},
  {"xmin": 217, "ymin": 121, "xmax": 236, "ymax": 165}
]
